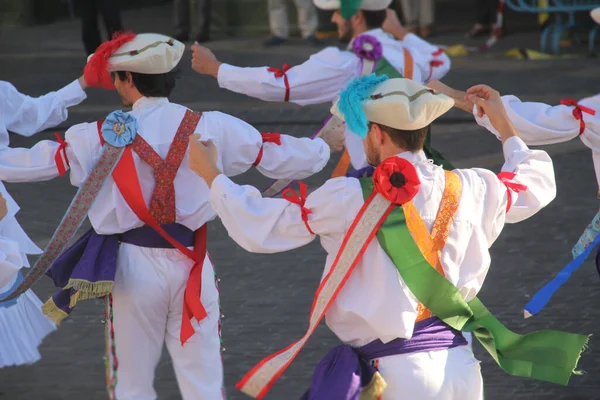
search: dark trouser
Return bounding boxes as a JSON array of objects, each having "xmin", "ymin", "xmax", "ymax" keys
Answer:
[
  {"xmin": 174, "ymin": 0, "xmax": 212, "ymax": 40},
  {"xmin": 80, "ymin": 0, "xmax": 123, "ymax": 56},
  {"xmin": 476, "ymin": 0, "xmax": 499, "ymax": 26}
]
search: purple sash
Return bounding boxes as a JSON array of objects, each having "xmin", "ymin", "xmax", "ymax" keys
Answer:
[
  {"xmin": 45, "ymin": 224, "xmax": 195, "ymax": 319},
  {"xmin": 301, "ymin": 317, "xmax": 467, "ymax": 400}
]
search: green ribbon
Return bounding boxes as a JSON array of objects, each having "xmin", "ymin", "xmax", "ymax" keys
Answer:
[
  {"xmin": 359, "ymin": 178, "xmax": 589, "ymax": 385},
  {"xmin": 373, "ymin": 57, "xmax": 453, "ymax": 170}
]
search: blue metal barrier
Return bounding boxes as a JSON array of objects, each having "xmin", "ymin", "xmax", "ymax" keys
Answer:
[{"xmin": 505, "ymin": 0, "xmax": 600, "ymax": 54}]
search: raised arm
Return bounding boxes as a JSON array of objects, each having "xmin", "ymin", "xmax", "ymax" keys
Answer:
[
  {"xmin": 188, "ymin": 137, "xmax": 357, "ymax": 253},
  {"xmin": 199, "ymin": 111, "xmax": 336, "ymax": 179},
  {"xmin": 0, "ymin": 140, "xmax": 65, "ymax": 183},
  {"xmin": 459, "ymin": 85, "xmax": 556, "ymax": 241},
  {"xmin": 0, "ymin": 78, "xmax": 87, "ymax": 137},
  {"xmin": 191, "ymin": 44, "xmax": 359, "ymax": 106}
]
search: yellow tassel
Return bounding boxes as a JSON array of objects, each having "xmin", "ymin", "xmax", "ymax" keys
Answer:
[
  {"xmin": 361, "ymin": 371, "xmax": 387, "ymax": 400},
  {"xmin": 41, "ymin": 297, "xmax": 69, "ymax": 325}
]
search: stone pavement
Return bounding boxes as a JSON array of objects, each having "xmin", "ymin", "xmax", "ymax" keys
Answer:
[{"xmin": 1, "ymin": 3, "xmax": 600, "ymax": 400}]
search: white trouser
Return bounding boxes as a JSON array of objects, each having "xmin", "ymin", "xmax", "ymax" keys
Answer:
[
  {"xmin": 375, "ymin": 345, "xmax": 484, "ymax": 400},
  {"xmin": 111, "ymin": 244, "xmax": 222, "ymax": 400},
  {"xmin": 400, "ymin": 0, "xmax": 435, "ymax": 27},
  {"xmin": 268, "ymin": 0, "xmax": 318, "ymax": 38}
]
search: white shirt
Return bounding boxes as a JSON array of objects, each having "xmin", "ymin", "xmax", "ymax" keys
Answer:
[
  {"xmin": 217, "ymin": 30, "xmax": 451, "ymax": 170},
  {"xmin": 0, "ymin": 80, "xmax": 86, "ymax": 291},
  {"xmin": 474, "ymin": 94, "xmax": 600, "ymax": 190},
  {"xmin": 0, "ymin": 79, "xmax": 87, "ymax": 182},
  {"xmin": 65, "ymin": 97, "xmax": 331, "ymax": 235},
  {"xmin": 209, "ymin": 137, "xmax": 555, "ymax": 346}
]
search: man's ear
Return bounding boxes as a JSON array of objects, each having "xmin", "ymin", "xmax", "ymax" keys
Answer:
[
  {"xmin": 372, "ymin": 123, "xmax": 385, "ymax": 145},
  {"xmin": 351, "ymin": 10, "xmax": 364, "ymax": 26},
  {"xmin": 125, "ymin": 71, "xmax": 134, "ymax": 87}
]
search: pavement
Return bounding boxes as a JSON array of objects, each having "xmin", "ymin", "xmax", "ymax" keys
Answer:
[{"xmin": 1, "ymin": 3, "xmax": 600, "ymax": 400}]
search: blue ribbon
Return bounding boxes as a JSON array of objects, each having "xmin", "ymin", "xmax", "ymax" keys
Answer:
[
  {"xmin": 0, "ymin": 270, "xmax": 24, "ymax": 309},
  {"xmin": 524, "ymin": 231, "xmax": 600, "ymax": 317}
]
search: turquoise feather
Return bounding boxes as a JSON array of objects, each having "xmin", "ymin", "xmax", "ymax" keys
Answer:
[{"xmin": 338, "ymin": 74, "xmax": 389, "ymax": 138}]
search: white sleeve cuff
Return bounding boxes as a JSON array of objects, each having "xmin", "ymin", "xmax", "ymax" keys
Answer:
[
  {"xmin": 216, "ymin": 64, "xmax": 236, "ymax": 89},
  {"xmin": 209, "ymin": 174, "xmax": 236, "ymax": 209},
  {"xmin": 502, "ymin": 136, "xmax": 528, "ymax": 156},
  {"xmin": 57, "ymin": 79, "xmax": 87, "ymax": 108}
]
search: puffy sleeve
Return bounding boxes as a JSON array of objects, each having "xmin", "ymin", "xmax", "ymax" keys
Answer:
[
  {"xmin": 209, "ymin": 175, "xmax": 356, "ymax": 253},
  {"xmin": 198, "ymin": 111, "xmax": 330, "ymax": 179},
  {"xmin": 0, "ymin": 237, "xmax": 24, "ymax": 290},
  {"xmin": 0, "ymin": 140, "xmax": 63, "ymax": 182},
  {"xmin": 64, "ymin": 122, "xmax": 103, "ymax": 187},
  {"xmin": 217, "ymin": 47, "xmax": 360, "ymax": 106},
  {"xmin": 0, "ymin": 80, "xmax": 87, "ymax": 137},
  {"xmin": 455, "ymin": 136, "xmax": 556, "ymax": 244},
  {"xmin": 402, "ymin": 33, "xmax": 451, "ymax": 82},
  {"xmin": 474, "ymin": 94, "xmax": 600, "ymax": 146}
]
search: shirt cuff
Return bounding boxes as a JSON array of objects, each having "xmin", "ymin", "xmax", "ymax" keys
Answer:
[
  {"xmin": 57, "ymin": 79, "xmax": 87, "ymax": 108},
  {"xmin": 502, "ymin": 136, "xmax": 528, "ymax": 156},
  {"xmin": 209, "ymin": 174, "xmax": 236, "ymax": 210},
  {"xmin": 217, "ymin": 64, "xmax": 237, "ymax": 89}
]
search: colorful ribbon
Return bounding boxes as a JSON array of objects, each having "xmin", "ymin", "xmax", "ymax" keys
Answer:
[
  {"xmin": 267, "ymin": 63, "xmax": 291, "ymax": 102},
  {"xmin": 560, "ymin": 98, "xmax": 596, "ymax": 135},
  {"xmin": 282, "ymin": 182, "xmax": 314, "ymax": 235},
  {"xmin": 498, "ymin": 172, "xmax": 527, "ymax": 212}
]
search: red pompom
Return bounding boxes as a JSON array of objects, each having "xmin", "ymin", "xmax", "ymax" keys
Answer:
[{"xmin": 84, "ymin": 31, "xmax": 137, "ymax": 90}]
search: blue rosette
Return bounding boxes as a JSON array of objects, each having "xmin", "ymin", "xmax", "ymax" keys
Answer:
[{"xmin": 101, "ymin": 110, "xmax": 138, "ymax": 147}]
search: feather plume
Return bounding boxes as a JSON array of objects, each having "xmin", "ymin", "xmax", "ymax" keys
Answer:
[
  {"xmin": 338, "ymin": 74, "xmax": 389, "ymax": 138},
  {"xmin": 84, "ymin": 31, "xmax": 137, "ymax": 90}
]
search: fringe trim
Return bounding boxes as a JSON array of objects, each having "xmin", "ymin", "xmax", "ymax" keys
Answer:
[
  {"xmin": 64, "ymin": 279, "xmax": 114, "ymax": 308},
  {"xmin": 361, "ymin": 371, "xmax": 387, "ymax": 400},
  {"xmin": 573, "ymin": 334, "xmax": 592, "ymax": 376},
  {"xmin": 41, "ymin": 297, "xmax": 69, "ymax": 325}
]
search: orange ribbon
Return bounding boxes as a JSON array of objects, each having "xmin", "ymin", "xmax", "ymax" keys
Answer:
[
  {"xmin": 498, "ymin": 172, "xmax": 528, "ymax": 212},
  {"xmin": 54, "ymin": 132, "xmax": 70, "ymax": 177},
  {"xmin": 267, "ymin": 63, "xmax": 291, "ymax": 102},
  {"xmin": 282, "ymin": 182, "xmax": 314, "ymax": 235},
  {"xmin": 560, "ymin": 98, "xmax": 596, "ymax": 135}
]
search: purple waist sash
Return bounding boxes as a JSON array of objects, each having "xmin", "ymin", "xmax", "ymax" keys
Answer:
[
  {"xmin": 45, "ymin": 224, "xmax": 195, "ymax": 320},
  {"xmin": 301, "ymin": 317, "xmax": 467, "ymax": 400}
]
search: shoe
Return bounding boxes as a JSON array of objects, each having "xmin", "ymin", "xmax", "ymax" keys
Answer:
[
  {"xmin": 174, "ymin": 32, "xmax": 189, "ymax": 42},
  {"xmin": 263, "ymin": 36, "xmax": 287, "ymax": 47},
  {"xmin": 305, "ymin": 34, "xmax": 323, "ymax": 47}
]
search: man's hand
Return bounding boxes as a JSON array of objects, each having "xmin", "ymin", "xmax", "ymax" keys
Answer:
[
  {"xmin": 0, "ymin": 193, "xmax": 8, "ymax": 221},
  {"xmin": 465, "ymin": 85, "xmax": 517, "ymax": 143},
  {"xmin": 77, "ymin": 75, "xmax": 89, "ymax": 91},
  {"xmin": 382, "ymin": 9, "xmax": 407, "ymax": 40},
  {"xmin": 320, "ymin": 127, "xmax": 345, "ymax": 153},
  {"xmin": 427, "ymin": 80, "xmax": 473, "ymax": 114},
  {"xmin": 188, "ymin": 134, "xmax": 222, "ymax": 187},
  {"xmin": 191, "ymin": 43, "xmax": 221, "ymax": 78}
]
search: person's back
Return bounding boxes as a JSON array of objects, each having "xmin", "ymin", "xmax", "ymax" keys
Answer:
[{"xmin": 189, "ymin": 77, "xmax": 588, "ymax": 399}]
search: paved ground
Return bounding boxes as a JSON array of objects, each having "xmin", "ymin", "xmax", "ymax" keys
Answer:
[{"xmin": 1, "ymin": 3, "xmax": 600, "ymax": 400}]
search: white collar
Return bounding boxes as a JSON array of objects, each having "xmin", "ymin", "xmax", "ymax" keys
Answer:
[
  {"xmin": 395, "ymin": 150, "xmax": 428, "ymax": 164},
  {"xmin": 132, "ymin": 96, "xmax": 169, "ymax": 111}
]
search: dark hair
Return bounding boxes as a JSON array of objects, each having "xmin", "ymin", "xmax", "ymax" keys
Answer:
[
  {"xmin": 361, "ymin": 9, "xmax": 387, "ymax": 29},
  {"xmin": 371, "ymin": 123, "xmax": 429, "ymax": 152},
  {"xmin": 115, "ymin": 69, "xmax": 179, "ymax": 97}
]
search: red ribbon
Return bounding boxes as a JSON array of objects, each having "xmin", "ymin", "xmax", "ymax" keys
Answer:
[
  {"xmin": 112, "ymin": 146, "xmax": 207, "ymax": 345},
  {"xmin": 54, "ymin": 132, "xmax": 70, "ymax": 177},
  {"xmin": 560, "ymin": 98, "xmax": 596, "ymax": 135},
  {"xmin": 267, "ymin": 63, "xmax": 291, "ymax": 102},
  {"xmin": 432, "ymin": 48, "xmax": 444, "ymax": 57},
  {"xmin": 253, "ymin": 132, "xmax": 282, "ymax": 166},
  {"xmin": 426, "ymin": 60, "xmax": 445, "ymax": 81},
  {"xmin": 282, "ymin": 182, "xmax": 315, "ymax": 235},
  {"xmin": 498, "ymin": 172, "xmax": 528, "ymax": 213}
]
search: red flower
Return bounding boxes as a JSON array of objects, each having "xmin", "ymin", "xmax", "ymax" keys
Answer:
[{"xmin": 373, "ymin": 156, "xmax": 421, "ymax": 205}]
